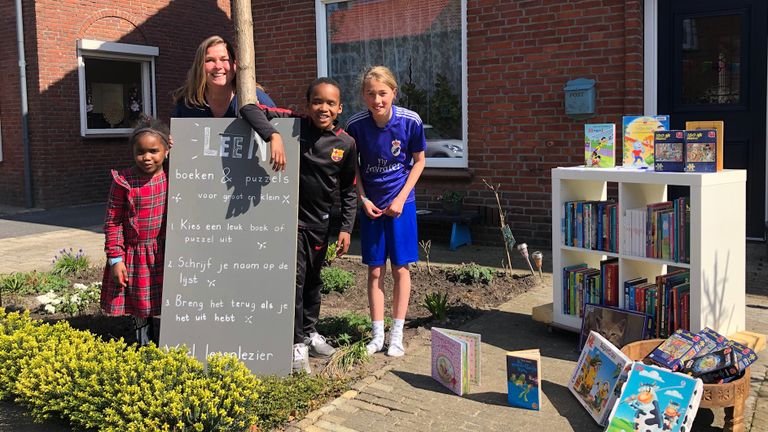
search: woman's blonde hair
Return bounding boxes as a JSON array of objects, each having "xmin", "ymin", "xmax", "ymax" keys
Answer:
[
  {"xmin": 172, "ymin": 35, "xmax": 263, "ymax": 108},
  {"xmin": 360, "ymin": 65, "xmax": 398, "ymax": 93}
]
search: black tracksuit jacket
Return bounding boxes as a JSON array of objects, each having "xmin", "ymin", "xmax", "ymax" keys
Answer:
[{"xmin": 240, "ymin": 104, "xmax": 357, "ymax": 234}]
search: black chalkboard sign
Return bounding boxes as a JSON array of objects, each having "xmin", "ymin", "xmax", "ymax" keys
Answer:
[{"xmin": 160, "ymin": 117, "xmax": 300, "ymax": 376}]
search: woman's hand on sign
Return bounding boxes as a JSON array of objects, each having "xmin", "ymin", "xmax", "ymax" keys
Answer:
[
  {"xmin": 111, "ymin": 261, "xmax": 128, "ymax": 288},
  {"xmin": 270, "ymin": 133, "xmax": 286, "ymax": 172}
]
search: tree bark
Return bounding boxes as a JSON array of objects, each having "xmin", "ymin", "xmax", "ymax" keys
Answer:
[{"xmin": 232, "ymin": 0, "xmax": 258, "ymax": 109}]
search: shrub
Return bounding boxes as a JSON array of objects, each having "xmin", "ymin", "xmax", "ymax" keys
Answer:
[
  {"xmin": 447, "ymin": 263, "xmax": 495, "ymax": 285},
  {"xmin": 423, "ymin": 291, "xmax": 449, "ymax": 321},
  {"xmin": 51, "ymin": 248, "xmax": 90, "ymax": 277},
  {"xmin": 0, "ymin": 309, "xmax": 350, "ymax": 432},
  {"xmin": 253, "ymin": 374, "xmax": 346, "ymax": 431},
  {"xmin": 320, "ymin": 267, "xmax": 355, "ymax": 294}
]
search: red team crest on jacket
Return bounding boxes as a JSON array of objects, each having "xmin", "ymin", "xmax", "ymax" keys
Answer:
[{"xmin": 331, "ymin": 148, "xmax": 344, "ymax": 162}]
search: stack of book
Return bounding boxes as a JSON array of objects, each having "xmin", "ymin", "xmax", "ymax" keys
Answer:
[
  {"xmin": 647, "ymin": 328, "xmax": 758, "ymax": 384},
  {"xmin": 562, "ymin": 200, "xmax": 619, "ymax": 252},
  {"xmin": 623, "ymin": 197, "xmax": 690, "ymax": 263}
]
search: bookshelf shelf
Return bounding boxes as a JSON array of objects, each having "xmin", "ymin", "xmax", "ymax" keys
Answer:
[{"xmin": 551, "ymin": 167, "xmax": 746, "ymax": 336}]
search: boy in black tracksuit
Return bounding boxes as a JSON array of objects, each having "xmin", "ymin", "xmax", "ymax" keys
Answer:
[{"xmin": 240, "ymin": 77, "xmax": 357, "ymax": 373}]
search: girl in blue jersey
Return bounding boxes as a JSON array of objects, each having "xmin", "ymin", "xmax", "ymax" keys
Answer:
[{"xmin": 346, "ymin": 66, "xmax": 426, "ymax": 357}]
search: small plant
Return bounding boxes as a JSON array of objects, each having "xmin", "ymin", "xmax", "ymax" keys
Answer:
[
  {"xmin": 322, "ymin": 340, "xmax": 369, "ymax": 377},
  {"xmin": 0, "ymin": 271, "xmax": 69, "ymax": 296},
  {"xmin": 324, "ymin": 242, "xmax": 339, "ymax": 266},
  {"xmin": 439, "ymin": 190, "xmax": 464, "ymax": 204},
  {"xmin": 447, "ymin": 262, "xmax": 494, "ymax": 285},
  {"xmin": 320, "ymin": 267, "xmax": 355, "ymax": 294},
  {"xmin": 419, "ymin": 239, "xmax": 432, "ymax": 274},
  {"xmin": 422, "ymin": 291, "xmax": 449, "ymax": 321},
  {"xmin": 36, "ymin": 282, "xmax": 101, "ymax": 316},
  {"xmin": 51, "ymin": 248, "xmax": 90, "ymax": 277},
  {"xmin": 316, "ymin": 312, "xmax": 392, "ymax": 344}
]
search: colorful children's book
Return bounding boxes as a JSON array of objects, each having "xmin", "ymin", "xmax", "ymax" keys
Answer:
[
  {"xmin": 568, "ymin": 331, "xmax": 633, "ymax": 426},
  {"xmin": 654, "ymin": 130, "xmax": 686, "ymax": 172},
  {"xmin": 684, "ymin": 129, "xmax": 718, "ymax": 172},
  {"xmin": 647, "ymin": 329, "xmax": 706, "ymax": 371},
  {"xmin": 622, "ymin": 115, "xmax": 669, "ymax": 169},
  {"xmin": 605, "ymin": 362, "xmax": 703, "ymax": 432},
  {"xmin": 686, "ymin": 120, "xmax": 724, "ymax": 171},
  {"xmin": 725, "ymin": 339, "xmax": 759, "ymax": 371},
  {"xmin": 506, "ymin": 349, "xmax": 541, "ymax": 410},
  {"xmin": 430, "ymin": 328, "xmax": 481, "ymax": 396},
  {"xmin": 584, "ymin": 123, "xmax": 616, "ymax": 168}
]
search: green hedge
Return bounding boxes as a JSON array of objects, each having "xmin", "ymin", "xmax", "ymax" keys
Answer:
[{"xmin": 0, "ymin": 309, "xmax": 261, "ymax": 431}]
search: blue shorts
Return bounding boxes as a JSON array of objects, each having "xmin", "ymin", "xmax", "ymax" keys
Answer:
[{"xmin": 359, "ymin": 201, "xmax": 419, "ymax": 266}]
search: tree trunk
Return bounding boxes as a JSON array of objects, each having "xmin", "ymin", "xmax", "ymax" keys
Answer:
[{"xmin": 232, "ymin": 0, "xmax": 258, "ymax": 109}]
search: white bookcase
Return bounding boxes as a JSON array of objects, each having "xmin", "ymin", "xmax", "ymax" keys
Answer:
[{"xmin": 551, "ymin": 167, "xmax": 746, "ymax": 336}]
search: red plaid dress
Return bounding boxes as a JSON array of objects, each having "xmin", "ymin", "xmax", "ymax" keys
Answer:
[{"xmin": 101, "ymin": 168, "xmax": 167, "ymax": 318}]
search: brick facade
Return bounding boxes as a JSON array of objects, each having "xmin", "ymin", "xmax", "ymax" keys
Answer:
[{"xmin": 1, "ymin": 0, "xmax": 644, "ymax": 248}]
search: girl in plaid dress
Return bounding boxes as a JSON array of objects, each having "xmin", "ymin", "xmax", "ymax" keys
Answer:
[{"xmin": 101, "ymin": 117, "xmax": 170, "ymax": 346}]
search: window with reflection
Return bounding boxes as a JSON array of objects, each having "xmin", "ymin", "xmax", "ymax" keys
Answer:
[{"xmin": 680, "ymin": 14, "xmax": 742, "ymax": 105}]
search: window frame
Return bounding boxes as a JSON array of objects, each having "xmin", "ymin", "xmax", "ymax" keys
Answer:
[
  {"xmin": 315, "ymin": 0, "xmax": 468, "ymax": 168},
  {"xmin": 76, "ymin": 39, "xmax": 158, "ymax": 137}
]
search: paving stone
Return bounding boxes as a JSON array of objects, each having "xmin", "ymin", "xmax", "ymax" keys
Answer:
[
  {"xmin": 360, "ymin": 386, "xmax": 405, "ymax": 404},
  {"xmin": 303, "ymin": 425, "xmax": 330, "ymax": 432},
  {"xmin": 347, "ymin": 399, "xmax": 391, "ymax": 415},
  {"xmin": 356, "ymin": 393, "xmax": 419, "ymax": 414},
  {"xmin": 320, "ymin": 405, "xmax": 337, "ymax": 414},
  {"xmin": 296, "ymin": 418, "xmax": 316, "ymax": 429},
  {"xmin": 304, "ymin": 409, "xmax": 323, "ymax": 422},
  {"xmin": 336, "ymin": 403, "xmax": 360, "ymax": 414},
  {"xmin": 368, "ymin": 381, "xmax": 394, "ymax": 392},
  {"xmin": 340, "ymin": 390, "xmax": 359, "ymax": 399},
  {"xmin": 319, "ymin": 414, "xmax": 346, "ymax": 424},
  {"xmin": 314, "ymin": 420, "xmax": 360, "ymax": 432}
]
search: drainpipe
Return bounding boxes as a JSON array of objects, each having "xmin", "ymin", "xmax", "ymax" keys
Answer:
[{"xmin": 15, "ymin": 0, "xmax": 33, "ymax": 208}]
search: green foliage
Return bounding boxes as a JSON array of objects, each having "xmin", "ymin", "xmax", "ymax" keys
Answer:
[
  {"xmin": 422, "ymin": 291, "xmax": 449, "ymax": 321},
  {"xmin": 253, "ymin": 374, "xmax": 346, "ymax": 431},
  {"xmin": 447, "ymin": 263, "xmax": 495, "ymax": 285},
  {"xmin": 320, "ymin": 267, "xmax": 355, "ymax": 294},
  {"xmin": 429, "ymin": 73, "xmax": 461, "ymax": 139},
  {"xmin": 316, "ymin": 312, "xmax": 392, "ymax": 344},
  {"xmin": 0, "ymin": 271, "xmax": 69, "ymax": 295},
  {"xmin": 440, "ymin": 190, "xmax": 464, "ymax": 204},
  {"xmin": 51, "ymin": 248, "xmax": 90, "ymax": 277},
  {"xmin": 0, "ymin": 309, "xmax": 264, "ymax": 431},
  {"xmin": 324, "ymin": 242, "xmax": 338, "ymax": 266}
]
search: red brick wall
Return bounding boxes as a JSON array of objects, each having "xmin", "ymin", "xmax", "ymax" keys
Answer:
[
  {"xmin": 0, "ymin": 0, "xmax": 30, "ymax": 206},
  {"xmin": 2, "ymin": 0, "xmax": 234, "ymax": 208}
]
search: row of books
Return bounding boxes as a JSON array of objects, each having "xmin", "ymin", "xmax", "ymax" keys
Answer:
[
  {"xmin": 562, "ymin": 258, "xmax": 619, "ymax": 317},
  {"xmin": 584, "ymin": 116, "xmax": 722, "ymax": 172},
  {"xmin": 623, "ymin": 269, "xmax": 690, "ymax": 339},
  {"xmin": 623, "ymin": 197, "xmax": 690, "ymax": 263},
  {"xmin": 562, "ymin": 200, "xmax": 619, "ymax": 252}
]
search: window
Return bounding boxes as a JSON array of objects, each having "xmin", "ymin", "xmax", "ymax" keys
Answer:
[
  {"xmin": 316, "ymin": 0, "xmax": 467, "ymax": 168},
  {"xmin": 77, "ymin": 39, "xmax": 158, "ymax": 137}
]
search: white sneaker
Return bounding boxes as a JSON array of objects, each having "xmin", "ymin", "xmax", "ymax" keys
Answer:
[
  {"xmin": 292, "ymin": 343, "xmax": 310, "ymax": 374},
  {"xmin": 305, "ymin": 332, "xmax": 336, "ymax": 358}
]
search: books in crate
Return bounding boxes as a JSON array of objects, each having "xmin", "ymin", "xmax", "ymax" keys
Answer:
[
  {"xmin": 562, "ymin": 200, "xmax": 618, "ymax": 252},
  {"xmin": 623, "ymin": 197, "xmax": 690, "ymax": 264}
]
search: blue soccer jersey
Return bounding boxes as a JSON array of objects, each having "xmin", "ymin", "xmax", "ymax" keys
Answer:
[{"xmin": 346, "ymin": 105, "xmax": 426, "ymax": 209}]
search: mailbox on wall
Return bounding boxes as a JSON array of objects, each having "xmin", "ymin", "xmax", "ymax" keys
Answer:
[{"xmin": 564, "ymin": 78, "xmax": 596, "ymax": 119}]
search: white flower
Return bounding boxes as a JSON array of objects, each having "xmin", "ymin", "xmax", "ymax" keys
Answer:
[
  {"xmin": 51, "ymin": 298, "xmax": 63, "ymax": 305},
  {"xmin": 36, "ymin": 292, "xmax": 59, "ymax": 305},
  {"xmin": 69, "ymin": 294, "xmax": 81, "ymax": 305},
  {"xmin": 44, "ymin": 304, "xmax": 56, "ymax": 314},
  {"xmin": 73, "ymin": 283, "xmax": 88, "ymax": 290}
]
